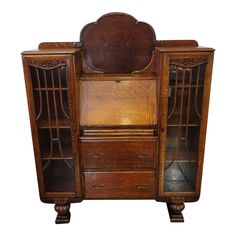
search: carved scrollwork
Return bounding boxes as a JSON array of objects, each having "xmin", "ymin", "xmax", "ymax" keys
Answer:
[
  {"xmin": 169, "ymin": 57, "xmax": 208, "ymax": 67},
  {"xmin": 54, "ymin": 199, "xmax": 71, "ymax": 223},
  {"xmin": 29, "ymin": 59, "xmax": 67, "ymax": 69},
  {"xmin": 54, "ymin": 199, "xmax": 70, "ymax": 215},
  {"xmin": 169, "ymin": 197, "xmax": 185, "ymax": 215}
]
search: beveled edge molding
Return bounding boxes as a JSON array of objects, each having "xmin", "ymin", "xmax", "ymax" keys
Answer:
[
  {"xmin": 38, "ymin": 42, "xmax": 79, "ymax": 50},
  {"xmin": 29, "ymin": 59, "xmax": 67, "ymax": 69},
  {"xmin": 169, "ymin": 56, "xmax": 208, "ymax": 67}
]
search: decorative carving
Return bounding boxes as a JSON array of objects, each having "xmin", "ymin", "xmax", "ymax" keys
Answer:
[
  {"xmin": 169, "ymin": 57, "xmax": 208, "ymax": 67},
  {"xmin": 167, "ymin": 197, "xmax": 185, "ymax": 222},
  {"xmin": 169, "ymin": 197, "xmax": 185, "ymax": 214},
  {"xmin": 29, "ymin": 59, "xmax": 67, "ymax": 69},
  {"xmin": 54, "ymin": 199, "xmax": 71, "ymax": 224}
]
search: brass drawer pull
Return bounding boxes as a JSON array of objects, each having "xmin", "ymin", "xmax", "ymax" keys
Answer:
[
  {"xmin": 136, "ymin": 184, "xmax": 147, "ymax": 190},
  {"xmin": 136, "ymin": 154, "xmax": 148, "ymax": 159},
  {"xmin": 89, "ymin": 153, "xmax": 103, "ymax": 159},
  {"xmin": 92, "ymin": 184, "xmax": 104, "ymax": 190}
]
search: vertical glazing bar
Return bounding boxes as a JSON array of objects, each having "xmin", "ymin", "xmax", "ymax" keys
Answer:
[
  {"xmin": 184, "ymin": 68, "xmax": 194, "ymax": 164},
  {"xmin": 43, "ymin": 70, "xmax": 53, "ymax": 170},
  {"xmin": 173, "ymin": 68, "xmax": 192, "ymax": 179},
  {"xmin": 168, "ymin": 66, "xmax": 178, "ymax": 119},
  {"xmin": 178, "ymin": 68, "xmax": 186, "ymax": 127},
  {"xmin": 195, "ymin": 66, "xmax": 202, "ymax": 118},
  {"xmin": 51, "ymin": 70, "xmax": 73, "ymax": 169},
  {"xmin": 174, "ymin": 68, "xmax": 194, "ymax": 181},
  {"xmin": 165, "ymin": 68, "xmax": 185, "ymax": 170},
  {"xmin": 35, "ymin": 68, "xmax": 43, "ymax": 120},
  {"xmin": 58, "ymin": 67, "xmax": 70, "ymax": 119}
]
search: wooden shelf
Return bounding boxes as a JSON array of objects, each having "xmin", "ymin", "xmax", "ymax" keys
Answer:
[
  {"xmin": 168, "ymin": 123, "xmax": 200, "ymax": 127},
  {"xmin": 82, "ymin": 128, "xmax": 156, "ymax": 137},
  {"xmin": 166, "ymin": 147, "xmax": 198, "ymax": 161},
  {"xmin": 167, "ymin": 115, "xmax": 201, "ymax": 127},
  {"xmin": 40, "ymin": 143, "xmax": 73, "ymax": 160},
  {"xmin": 169, "ymin": 85, "xmax": 204, "ymax": 88},
  {"xmin": 80, "ymin": 73, "xmax": 156, "ymax": 81},
  {"xmin": 37, "ymin": 119, "xmax": 71, "ymax": 128},
  {"xmin": 33, "ymin": 88, "xmax": 68, "ymax": 91}
]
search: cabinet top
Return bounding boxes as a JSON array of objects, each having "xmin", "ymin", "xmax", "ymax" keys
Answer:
[
  {"xmin": 22, "ymin": 12, "xmax": 214, "ymax": 73},
  {"xmin": 21, "ymin": 48, "xmax": 80, "ymax": 55}
]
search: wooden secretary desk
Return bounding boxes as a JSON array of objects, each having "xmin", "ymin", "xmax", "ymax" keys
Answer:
[{"xmin": 22, "ymin": 13, "xmax": 214, "ymax": 223}]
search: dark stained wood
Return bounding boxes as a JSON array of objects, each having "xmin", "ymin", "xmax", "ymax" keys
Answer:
[
  {"xmin": 84, "ymin": 171, "xmax": 155, "ymax": 199},
  {"xmin": 80, "ymin": 139, "xmax": 157, "ymax": 169},
  {"xmin": 80, "ymin": 13, "xmax": 156, "ymax": 73},
  {"xmin": 156, "ymin": 40, "xmax": 198, "ymax": 47},
  {"xmin": 39, "ymin": 42, "xmax": 79, "ymax": 49},
  {"xmin": 167, "ymin": 197, "xmax": 185, "ymax": 222},
  {"xmin": 54, "ymin": 199, "xmax": 71, "ymax": 224},
  {"xmin": 21, "ymin": 12, "xmax": 214, "ymax": 224}
]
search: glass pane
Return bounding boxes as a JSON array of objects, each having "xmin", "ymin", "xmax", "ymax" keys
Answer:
[
  {"xmin": 30, "ymin": 61, "xmax": 75, "ymax": 193},
  {"xmin": 42, "ymin": 159, "xmax": 75, "ymax": 192},
  {"xmin": 164, "ymin": 62, "xmax": 206, "ymax": 192}
]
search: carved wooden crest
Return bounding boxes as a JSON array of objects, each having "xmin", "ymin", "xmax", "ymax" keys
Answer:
[{"xmin": 80, "ymin": 13, "xmax": 156, "ymax": 73}]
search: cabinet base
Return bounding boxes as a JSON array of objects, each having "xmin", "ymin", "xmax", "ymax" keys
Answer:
[
  {"xmin": 54, "ymin": 199, "xmax": 71, "ymax": 224},
  {"xmin": 167, "ymin": 203, "xmax": 184, "ymax": 222},
  {"xmin": 52, "ymin": 198, "xmax": 188, "ymax": 223},
  {"xmin": 166, "ymin": 197, "xmax": 185, "ymax": 222},
  {"xmin": 55, "ymin": 212, "xmax": 71, "ymax": 224}
]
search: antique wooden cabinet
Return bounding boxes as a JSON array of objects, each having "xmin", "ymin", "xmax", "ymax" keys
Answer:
[{"xmin": 22, "ymin": 13, "xmax": 214, "ymax": 223}]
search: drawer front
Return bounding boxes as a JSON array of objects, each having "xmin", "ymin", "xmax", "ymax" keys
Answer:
[
  {"xmin": 84, "ymin": 171, "xmax": 155, "ymax": 199},
  {"xmin": 81, "ymin": 140, "xmax": 157, "ymax": 169}
]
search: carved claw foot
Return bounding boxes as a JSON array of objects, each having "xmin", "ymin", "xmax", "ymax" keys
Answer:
[
  {"xmin": 54, "ymin": 199, "xmax": 71, "ymax": 224},
  {"xmin": 167, "ymin": 197, "xmax": 185, "ymax": 222}
]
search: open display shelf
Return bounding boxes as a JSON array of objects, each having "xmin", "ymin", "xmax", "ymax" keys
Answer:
[{"xmin": 22, "ymin": 13, "xmax": 214, "ymax": 224}]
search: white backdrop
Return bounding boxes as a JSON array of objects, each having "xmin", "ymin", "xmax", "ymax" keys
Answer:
[{"xmin": 0, "ymin": 0, "xmax": 235, "ymax": 235}]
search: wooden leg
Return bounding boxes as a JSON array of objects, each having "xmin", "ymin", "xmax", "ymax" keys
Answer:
[
  {"xmin": 167, "ymin": 197, "xmax": 185, "ymax": 222},
  {"xmin": 54, "ymin": 199, "xmax": 71, "ymax": 224}
]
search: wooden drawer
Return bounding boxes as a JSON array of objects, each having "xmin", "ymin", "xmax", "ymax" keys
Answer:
[
  {"xmin": 80, "ymin": 139, "xmax": 157, "ymax": 169},
  {"xmin": 84, "ymin": 171, "xmax": 155, "ymax": 199}
]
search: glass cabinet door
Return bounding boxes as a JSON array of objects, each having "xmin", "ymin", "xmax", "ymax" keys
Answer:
[
  {"xmin": 27, "ymin": 56, "xmax": 76, "ymax": 193},
  {"xmin": 162, "ymin": 55, "xmax": 210, "ymax": 193}
]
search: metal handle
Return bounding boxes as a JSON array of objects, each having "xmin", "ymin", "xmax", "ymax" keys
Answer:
[
  {"xmin": 136, "ymin": 154, "xmax": 148, "ymax": 159},
  {"xmin": 92, "ymin": 184, "xmax": 104, "ymax": 190},
  {"xmin": 89, "ymin": 153, "xmax": 103, "ymax": 159},
  {"xmin": 136, "ymin": 184, "xmax": 147, "ymax": 190}
]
